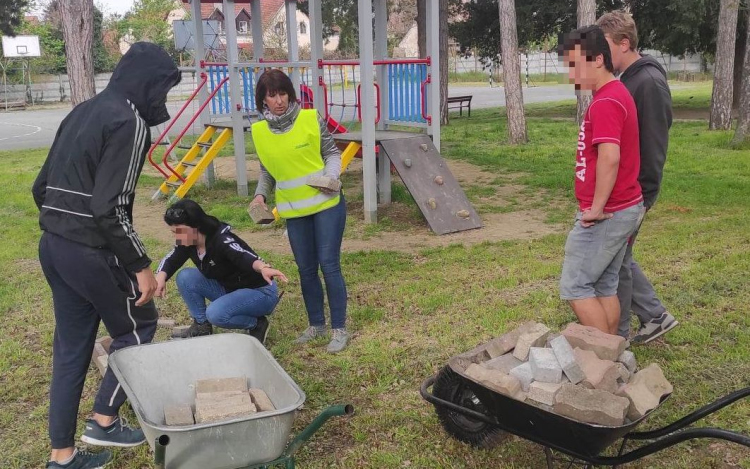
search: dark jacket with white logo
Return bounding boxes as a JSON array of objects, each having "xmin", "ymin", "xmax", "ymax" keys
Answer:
[
  {"xmin": 157, "ymin": 224, "xmax": 268, "ymax": 292},
  {"xmin": 32, "ymin": 42, "xmax": 180, "ymax": 272}
]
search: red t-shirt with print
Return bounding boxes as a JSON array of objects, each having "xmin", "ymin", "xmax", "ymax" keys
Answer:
[{"xmin": 575, "ymin": 80, "xmax": 642, "ymax": 212}]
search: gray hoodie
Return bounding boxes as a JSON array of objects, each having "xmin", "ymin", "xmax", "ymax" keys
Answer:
[{"xmin": 619, "ymin": 55, "xmax": 673, "ymax": 209}]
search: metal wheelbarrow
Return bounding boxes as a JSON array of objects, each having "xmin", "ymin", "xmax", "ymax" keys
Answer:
[
  {"xmin": 421, "ymin": 365, "xmax": 750, "ymax": 468},
  {"xmin": 108, "ymin": 333, "xmax": 353, "ymax": 469}
]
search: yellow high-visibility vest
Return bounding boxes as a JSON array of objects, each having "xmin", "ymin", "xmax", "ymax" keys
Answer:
[{"xmin": 252, "ymin": 109, "xmax": 340, "ymax": 219}]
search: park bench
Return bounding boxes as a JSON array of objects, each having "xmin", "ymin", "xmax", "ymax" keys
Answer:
[{"xmin": 447, "ymin": 95, "xmax": 472, "ymax": 117}]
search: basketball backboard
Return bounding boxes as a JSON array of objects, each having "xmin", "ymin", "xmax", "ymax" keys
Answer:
[
  {"xmin": 173, "ymin": 20, "xmax": 221, "ymax": 52},
  {"xmin": 2, "ymin": 35, "xmax": 41, "ymax": 57}
]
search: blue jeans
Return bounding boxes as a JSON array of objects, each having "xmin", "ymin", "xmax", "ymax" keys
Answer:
[
  {"xmin": 285, "ymin": 196, "xmax": 347, "ymax": 329},
  {"xmin": 175, "ymin": 267, "xmax": 278, "ymax": 329}
]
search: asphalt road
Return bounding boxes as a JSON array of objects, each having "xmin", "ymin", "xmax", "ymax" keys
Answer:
[{"xmin": 0, "ymin": 84, "xmax": 576, "ymax": 151}]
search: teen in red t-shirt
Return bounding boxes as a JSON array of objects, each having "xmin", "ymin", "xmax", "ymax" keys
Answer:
[
  {"xmin": 558, "ymin": 25, "xmax": 645, "ymax": 336},
  {"xmin": 576, "ymin": 80, "xmax": 642, "ymax": 212}
]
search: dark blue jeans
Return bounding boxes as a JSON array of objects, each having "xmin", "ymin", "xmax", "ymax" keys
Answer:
[
  {"xmin": 39, "ymin": 232, "xmax": 157, "ymax": 448},
  {"xmin": 285, "ymin": 196, "xmax": 347, "ymax": 329},
  {"xmin": 175, "ymin": 267, "xmax": 278, "ymax": 329}
]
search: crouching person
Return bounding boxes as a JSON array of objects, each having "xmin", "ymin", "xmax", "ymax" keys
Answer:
[
  {"xmin": 156, "ymin": 199, "xmax": 287, "ymax": 344},
  {"xmin": 558, "ymin": 26, "xmax": 645, "ymax": 335}
]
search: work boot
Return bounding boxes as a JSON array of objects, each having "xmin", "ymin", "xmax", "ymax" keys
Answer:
[
  {"xmin": 294, "ymin": 325, "xmax": 327, "ymax": 344},
  {"xmin": 80, "ymin": 417, "xmax": 146, "ymax": 447},
  {"xmin": 171, "ymin": 319, "xmax": 213, "ymax": 339},
  {"xmin": 327, "ymin": 328, "xmax": 349, "ymax": 353},
  {"xmin": 46, "ymin": 449, "xmax": 112, "ymax": 469},
  {"xmin": 631, "ymin": 312, "xmax": 679, "ymax": 345},
  {"xmin": 245, "ymin": 316, "xmax": 270, "ymax": 345}
]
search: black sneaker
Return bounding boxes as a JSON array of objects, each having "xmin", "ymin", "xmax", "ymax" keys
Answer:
[
  {"xmin": 46, "ymin": 449, "xmax": 112, "ymax": 468},
  {"xmin": 631, "ymin": 312, "xmax": 679, "ymax": 345},
  {"xmin": 80, "ymin": 417, "xmax": 146, "ymax": 448},
  {"xmin": 171, "ymin": 319, "xmax": 213, "ymax": 339},
  {"xmin": 245, "ymin": 316, "xmax": 270, "ymax": 345}
]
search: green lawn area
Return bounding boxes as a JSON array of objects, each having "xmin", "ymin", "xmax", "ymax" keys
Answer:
[{"xmin": 1, "ymin": 84, "xmax": 749, "ymax": 468}]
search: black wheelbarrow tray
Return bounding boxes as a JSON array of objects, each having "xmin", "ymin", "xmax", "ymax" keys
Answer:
[{"xmin": 420, "ymin": 365, "xmax": 750, "ymax": 468}]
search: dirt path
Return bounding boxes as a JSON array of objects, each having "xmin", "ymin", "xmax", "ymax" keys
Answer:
[{"xmin": 134, "ymin": 157, "xmax": 564, "ymax": 255}]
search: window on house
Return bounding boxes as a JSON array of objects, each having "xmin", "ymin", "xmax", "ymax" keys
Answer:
[
  {"xmin": 275, "ymin": 21, "xmax": 284, "ymax": 35},
  {"xmin": 299, "ymin": 21, "xmax": 307, "ymax": 35},
  {"xmin": 238, "ymin": 21, "xmax": 248, "ymax": 34}
]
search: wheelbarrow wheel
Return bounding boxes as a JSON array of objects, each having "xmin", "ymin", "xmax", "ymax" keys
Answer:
[{"xmin": 433, "ymin": 366, "xmax": 508, "ymax": 449}]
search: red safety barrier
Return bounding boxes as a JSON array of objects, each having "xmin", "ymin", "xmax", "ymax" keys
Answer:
[
  {"xmin": 161, "ymin": 75, "xmax": 230, "ymax": 183},
  {"xmin": 148, "ymin": 73, "xmax": 209, "ymax": 179},
  {"xmin": 319, "ymin": 57, "xmax": 431, "ymax": 67},
  {"xmin": 357, "ymin": 83, "xmax": 381, "ymax": 124},
  {"xmin": 421, "ymin": 74, "xmax": 432, "ymax": 125}
]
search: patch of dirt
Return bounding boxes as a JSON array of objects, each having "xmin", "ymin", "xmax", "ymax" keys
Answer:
[{"xmin": 134, "ymin": 156, "xmax": 564, "ymax": 254}]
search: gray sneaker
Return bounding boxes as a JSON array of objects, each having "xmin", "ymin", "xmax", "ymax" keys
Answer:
[
  {"xmin": 327, "ymin": 328, "xmax": 349, "ymax": 353},
  {"xmin": 631, "ymin": 312, "xmax": 679, "ymax": 345},
  {"xmin": 80, "ymin": 417, "xmax": 146, "ymax": 448},
  {"xmin": 46, "ymin": 449, "xmax": 112, "ymax": 469},
  {"xmin": 294, "ymin": 325, "xmax": 327, "ymax": 344}
]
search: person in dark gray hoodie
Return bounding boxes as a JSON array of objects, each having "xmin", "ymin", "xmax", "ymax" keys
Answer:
[{"xmin": 597, "ymin": 11, "xmax": 678, "ymax": 344}]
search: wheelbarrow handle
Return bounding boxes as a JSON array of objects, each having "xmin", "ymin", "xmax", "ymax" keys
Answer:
[
  {"xmin": 283, "ymin": 404, "xmax": 355, "ymax": 458},
  {"xmin": 626, "ymin": 386, "xmax": 750, "ymax": 440},
  {"xmin": 594, "ymin": 427, "xmax": 750, "ymax": 466},
  {"xmin": 420, "ymin": 374, "xmax": 500, "ymax": 426}
]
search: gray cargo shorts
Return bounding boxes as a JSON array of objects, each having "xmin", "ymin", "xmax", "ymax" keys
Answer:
[{"xmin": 560, "ymin": 203, "xmax": 645, "ymax": 300}]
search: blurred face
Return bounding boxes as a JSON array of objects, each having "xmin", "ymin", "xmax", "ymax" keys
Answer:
[
  {"xmin": 564, "ymin": 45, "xmax": 603, "ymax": 92},
  {"xmin": 170, "ymin": 224, "xmax": 200, "ymax": 246},
  {"xmin": 604, "ymin": 34, "xmax": 630, "ymax": 74},
  {"xmin": 264, "ymin": 89, "xmax": 289, "ymax": 116}
]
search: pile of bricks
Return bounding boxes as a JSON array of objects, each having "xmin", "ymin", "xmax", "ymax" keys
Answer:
[
  {"xmin": 451, "ymin": 322, "xmax": 672, "ymax": 427},
  {"xmin": 163, "ymin": 376, "xmax": 276, "ymax": 426}
]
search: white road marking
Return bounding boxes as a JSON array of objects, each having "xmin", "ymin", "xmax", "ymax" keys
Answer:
[{"xmin": 0, "ymin": 121, "xmax": 43, "ymax": 141}]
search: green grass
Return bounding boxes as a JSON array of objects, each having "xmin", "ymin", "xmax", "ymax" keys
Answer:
[{"xmin": 1, "ymin": 86, "xmax": 749, "ymax": 468}]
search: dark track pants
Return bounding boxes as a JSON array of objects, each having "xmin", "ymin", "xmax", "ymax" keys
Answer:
[{"xmin": 39, "ymin": 232, "xmax": 157, "ymax": 449}]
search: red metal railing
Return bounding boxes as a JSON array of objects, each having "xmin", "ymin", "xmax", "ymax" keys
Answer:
[
  {"xmin": 319, "ymin": 57, "xmax": 431, "ymax": 67},
  {"xmin": 160, "ymin": 75, "xmax": 231, "ymax": 182},
  {"xmin": 421, "ymin": 74, "xmax": 432, "ymax": 125},
  {"xmin": 357, "ymin": 83, "xmax": 381, "ymax": 124},
  {"xmin": 148, "ymin": 73, "xmax": 209, "ymax": 179}
]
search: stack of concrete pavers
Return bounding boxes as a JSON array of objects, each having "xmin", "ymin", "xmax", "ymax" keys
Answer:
[
  {"xmin": 163, "ymin": 376, "xmax": 277, "ymax": 426},
  {"xmin": 450, "ymin": 322, "xmax": 672, "ymax": 427},
  {"xmin": 91, "ymin": 336, "xmax": 113, "ymax": 377}
]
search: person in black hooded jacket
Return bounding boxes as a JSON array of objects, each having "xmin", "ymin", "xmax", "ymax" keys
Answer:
[
  {"xmin": 597, "ymin": 12, "xmax": 678, "ymax": 344},
  {"xmin": 155, "ymin": 199, "xmax": 287, "ymax": 341},
  {"xmin": 33, "ymin": 43, "xmax": 180, "ymax": 469}
]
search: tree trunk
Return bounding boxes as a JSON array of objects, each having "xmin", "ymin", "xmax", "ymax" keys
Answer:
[
  {"xmin": 576, "ymin": 0, "xmax": 596, "ymax": 125},
  {"xmin": 498, "ymin": 0, "xmax": 527, "ymax": 144},
  {"xmin": 709, "ymin": 0, "xmax": 739, "ymax": 130},
  {"xmin": 732, "ymin": 20, "xmax": 747, "ymax": 108},
  {"xmin": 732, "ymin": 10, "xmax": 750, "ymax": 145},
  {"xmin": 440, "ymin": 0, "xmax": 449, "ymax": 125},
  {"xmin": 417, "ymin": 0, "xmax": 426, "ymax": 58},
  {"xmin": 60, "ymin": 0, "xmax": 95, "ymax": 106}
]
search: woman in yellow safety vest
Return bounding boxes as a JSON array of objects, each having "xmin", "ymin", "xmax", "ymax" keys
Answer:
[{"xmin": 249, "ymin": 69, "xmax": 349, "ymax": 353}]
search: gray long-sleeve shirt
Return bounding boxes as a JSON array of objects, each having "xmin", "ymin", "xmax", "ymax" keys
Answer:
[{"xmin": 253, "ymin": 102, "xmax": 341, "ymax": 201}]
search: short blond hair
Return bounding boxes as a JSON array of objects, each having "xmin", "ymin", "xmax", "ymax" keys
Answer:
[{"xmin": 597, "ymin": 11, "xmax": 638, "ymax": 51}]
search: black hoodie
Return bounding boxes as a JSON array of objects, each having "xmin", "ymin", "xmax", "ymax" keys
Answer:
[
  {"xmin": 32, "ymin": 42, "xmax": 180, "ymax": 272},
  {"xmin": 619, "ymin": 55, "xmax": 673, "ymax": 209},
  {"xmin": 156, "ymin": 224, "xmax": 269, "ymax": 292}
]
